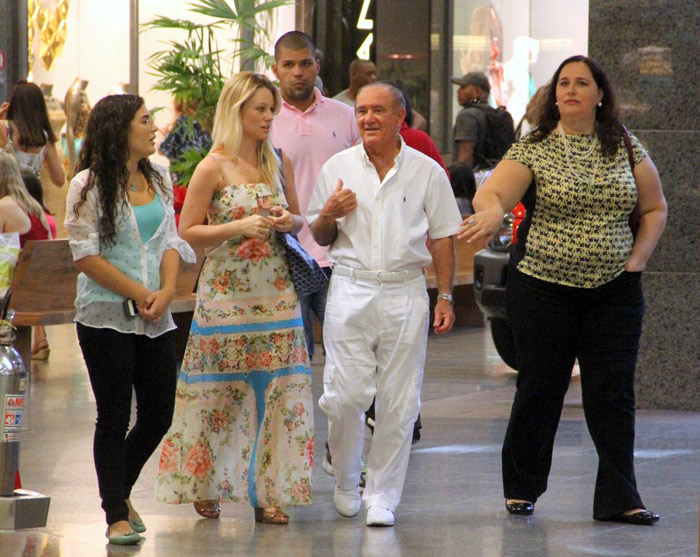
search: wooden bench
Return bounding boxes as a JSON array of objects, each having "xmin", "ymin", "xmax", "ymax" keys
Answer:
[{"xmin": 7, "ymin": 239, "xmax": 204, "ymax": 365}]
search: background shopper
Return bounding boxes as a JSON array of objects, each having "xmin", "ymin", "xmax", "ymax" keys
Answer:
[{"xmin": 0, "ymin": 80, "xmax": 65, "ymax": 187}]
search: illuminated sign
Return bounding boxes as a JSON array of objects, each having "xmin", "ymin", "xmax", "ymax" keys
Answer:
[{"xmin": 356, "ymin": 0, "xmax": 374, "ymax": 60}]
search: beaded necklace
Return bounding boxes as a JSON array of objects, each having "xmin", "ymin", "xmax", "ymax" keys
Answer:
[{"xmin": 557, "ymin": 122, "xmax": 600, "ymax": 188}]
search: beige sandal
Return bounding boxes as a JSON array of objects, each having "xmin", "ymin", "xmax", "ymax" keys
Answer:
[{"xmin": 254, "ymin": 506, "xmax": 289, "ymax": 524}]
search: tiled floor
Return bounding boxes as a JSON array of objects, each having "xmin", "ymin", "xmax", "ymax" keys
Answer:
[{"xmin": 0, "ymin": 323, "xmax": 698, "ymax": 556}]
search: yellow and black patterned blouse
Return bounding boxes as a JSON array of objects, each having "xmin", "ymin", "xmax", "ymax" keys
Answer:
[{"xmin": 503, "ymin": 131, "xmax": 647, "ymax": 288}]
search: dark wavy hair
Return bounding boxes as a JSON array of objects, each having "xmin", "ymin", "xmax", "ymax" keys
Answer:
[
  {"xmin": 529, "ymin": 55, "xmax": 622, "ymax": 157},
  {"xmin": 74, "ymin": 94, "xmax": 166, "ymax": 248},
  {"xmin": 7, "ymin": 80, "xmax": 57, "ymax": 147}
]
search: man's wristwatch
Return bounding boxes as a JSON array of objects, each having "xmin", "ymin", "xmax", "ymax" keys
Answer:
[{"xmin": 437, "ymin": 293, "xmax": 454, "ymax": 305}]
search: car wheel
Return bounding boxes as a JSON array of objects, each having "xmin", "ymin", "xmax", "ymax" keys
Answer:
[{"xmin": 490, "ymin": 318, "xmax": 518, "ymax": 370}]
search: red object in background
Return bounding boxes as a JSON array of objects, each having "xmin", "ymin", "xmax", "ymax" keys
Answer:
[
  {"xmin": 15, "ymin": 470, "xmax": 21, "ymax": 490},
  {"xmin": 512, "ymin": 203, "xmax": 526, "ymax": 245},
  {"xmin": 173, "ymin": 185, "xmax": 187, "ymax": 227}
]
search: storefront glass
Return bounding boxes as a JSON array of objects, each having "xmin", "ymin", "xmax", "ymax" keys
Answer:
[{"xmin": 451, "ymin": 0, "xmax": 589, "ymax": 132}]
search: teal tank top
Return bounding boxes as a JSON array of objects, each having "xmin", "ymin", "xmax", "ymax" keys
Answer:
[{"xmin": 132, "ymin": 193, "xmax": 165, "ymax": 243}]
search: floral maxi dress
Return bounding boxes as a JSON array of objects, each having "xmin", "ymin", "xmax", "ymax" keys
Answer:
[{"xmin": 156, "ymin": 182, "xmax": 314, "ymax": 508}]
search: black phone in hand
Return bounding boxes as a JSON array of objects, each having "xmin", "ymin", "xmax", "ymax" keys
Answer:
[{"xmin": 123, "ymin": 299, "xmax": 138, "ymax": 318}]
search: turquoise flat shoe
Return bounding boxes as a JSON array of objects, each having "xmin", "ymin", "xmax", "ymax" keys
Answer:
[
  {"xmin": 125, "ymin": 498, "xmax": 147, "ymax": 533},
  {"xmin": 105, "ymin": 527, "xmax": 142, "ymax": 546},
  {"xmin": 128, "ymin": 515, "xmax": 146, "ymax": 533}
]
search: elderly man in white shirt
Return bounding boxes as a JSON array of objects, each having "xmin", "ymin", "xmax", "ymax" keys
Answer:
[{"xmin": 307, "ymin": 82, "xmax": 462, "ymax": 527}]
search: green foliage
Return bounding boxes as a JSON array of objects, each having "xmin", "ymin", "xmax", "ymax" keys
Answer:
[
  {"xmin": 143, "ymin": 19, "xmax": 224, "ymax": 132},
  {"xmin": 143, "ymin": 0, "xmax": 291, "ymax": 185},
  {"xmin": 169, "ymin": 146, "xmax": 210, "ymax": 187}
]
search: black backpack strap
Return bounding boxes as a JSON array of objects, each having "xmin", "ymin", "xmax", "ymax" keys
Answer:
[{"xmin": 466, "ymin": 104, "xmax": 488, "ymax": 168}]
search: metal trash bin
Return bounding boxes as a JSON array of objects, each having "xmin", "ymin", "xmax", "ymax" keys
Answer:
[
  {"xmin": 0, "ymin": 316, "xmax": 27, "ymax": 497},
  {"xmin": 0, "ymin": 293, "xmax": 50, "ymax": 529}
]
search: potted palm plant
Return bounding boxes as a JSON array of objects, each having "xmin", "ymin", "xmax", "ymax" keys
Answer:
[{"xmin": 143, "ymin": 0, "xmax": 290, "ymax": 191}]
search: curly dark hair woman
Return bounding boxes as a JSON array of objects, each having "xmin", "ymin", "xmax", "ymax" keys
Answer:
[
  {"xmin": 75, "ymin": 94, "xmax": 169, "ymax": 247},
  {"xmin": 459, "ymin": 55, "xmax": 666, "ymax": 525},
  {"xmin": 65, "ymin": 93, "xmax": 195, "ymax": 545},
  {"xmin": 530, "ymin": 55, "xmax": 622, "ymax": 157}
]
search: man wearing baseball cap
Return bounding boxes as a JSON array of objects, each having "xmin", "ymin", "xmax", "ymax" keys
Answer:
[{"xmin": 451, "ymin": 71, "xmax": 492, "ymax": 169}]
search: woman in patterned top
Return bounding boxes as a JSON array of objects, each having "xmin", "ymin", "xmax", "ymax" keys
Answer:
[
  {"xmin": 459, "ymin": 56, "xmax": 666, "ymax": 525},
  {"xmin": 158, "ymin": 98, "xmax": 212, "ymax": 186}
]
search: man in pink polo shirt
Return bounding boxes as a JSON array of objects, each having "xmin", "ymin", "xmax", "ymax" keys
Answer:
[
  {"xmin": 271, "ymin": 31, "xmax": 360, "ymax": 363},
  {"xmin": 271, "ymin": 30, "xmax": 360, "ymax": 483}
]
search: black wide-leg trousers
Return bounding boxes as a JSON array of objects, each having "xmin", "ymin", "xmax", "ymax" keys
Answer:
[
  {"xmin": 77, "ymin": 324, "xmax": 177, "ymax": 525},
  {"xmin": 502, "ymin": 267, "xmax": 646, "ymax": 519}
]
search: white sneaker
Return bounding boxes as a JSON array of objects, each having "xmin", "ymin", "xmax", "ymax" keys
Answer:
[
  {"xmin": 366, "ymin": 506, "xmax": 394, "ymax": 527},
  {"xmin": 333, "ymin": 485, "xmax": 361, "ymax": 518}
]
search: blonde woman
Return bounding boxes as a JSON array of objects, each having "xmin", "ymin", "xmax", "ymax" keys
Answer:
[
  {"xmin": 156, "ymin": 73, "xmax": 314, "ymax": 525},
  {"xmin": 0, "ymin": 152, "xmax": 35, "ymax": 235}
]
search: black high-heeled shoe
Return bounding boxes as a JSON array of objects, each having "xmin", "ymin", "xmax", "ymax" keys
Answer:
[
  {"xmin": 598, "ymin": 509, "xmax": 659, "ymax": 525},
  {"xmin": 505, "ymin": 499, "xmax": 534, "ymax": 515}
]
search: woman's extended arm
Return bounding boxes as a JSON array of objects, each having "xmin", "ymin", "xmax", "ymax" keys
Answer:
[
  {"xmin": 457, "ymin": 159, "xmax": 533, "ymax": 243},
  {"xmin": 74, "ymin": 255, "xmax": 153, "ymax": 309},
  {"xmin": 625, "ymin": 156, "xmax": 667, "ymax": 271}
]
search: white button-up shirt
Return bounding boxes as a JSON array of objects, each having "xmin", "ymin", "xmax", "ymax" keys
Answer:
[
  {"xmin": 307, "ymin": 139, "xmax": 462, "ymax": 272},
  {"xmin": 65, "ymin": 165, "xmax": 196, "ymax": 337}
]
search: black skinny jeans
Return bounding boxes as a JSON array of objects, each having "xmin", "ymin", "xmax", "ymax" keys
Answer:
[
  {"xmin": 502, "ymin": 267, "xmax": 646, "ymax": 519},
  {"xmin": 77, "ymin": 324, "xmax": 177, "ymax": 525}
]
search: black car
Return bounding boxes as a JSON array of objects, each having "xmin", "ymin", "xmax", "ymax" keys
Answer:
[{"xmin": 472, "ymin": 209, "xmax": 522, "ymax": 370}]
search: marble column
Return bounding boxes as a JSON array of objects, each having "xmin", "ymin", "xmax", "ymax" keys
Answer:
[
  {"xmin": 0, "ymin": 1, "xmax": 28, "ymax": 102},
  {"xmin": 590, "ymin": 1, "xmax": 700, "ymax": 410}
]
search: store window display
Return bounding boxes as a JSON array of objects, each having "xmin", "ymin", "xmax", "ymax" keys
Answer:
[{"xmin": 451, "ymin": 0, "xmax": 588, "ymax": 148}]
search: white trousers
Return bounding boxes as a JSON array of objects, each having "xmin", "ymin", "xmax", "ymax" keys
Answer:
[{"xmin": 319, "ymin": 272, "xmax": 429, "ymax": 511}]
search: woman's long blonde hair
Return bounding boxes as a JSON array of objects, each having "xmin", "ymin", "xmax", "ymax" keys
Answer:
[
  {"xmin": 210, "ymin": 72, "xmax": 281, "ymax": 191},
  {"xmin": 0, "ymin": 151, "xmax": 52, "ymax": 237}
]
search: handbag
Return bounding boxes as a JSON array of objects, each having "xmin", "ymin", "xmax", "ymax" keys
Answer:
[
  {"xmin": 278, "ymin": 231, "xmax": 328, "ymax": 297},
  {"xmin": 621, "ymin": 126, "xmax": 640, "ymax": 238},
  {"xmin": 272, "ymin": 147, "xmax": 328, "ymax": 297}
]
